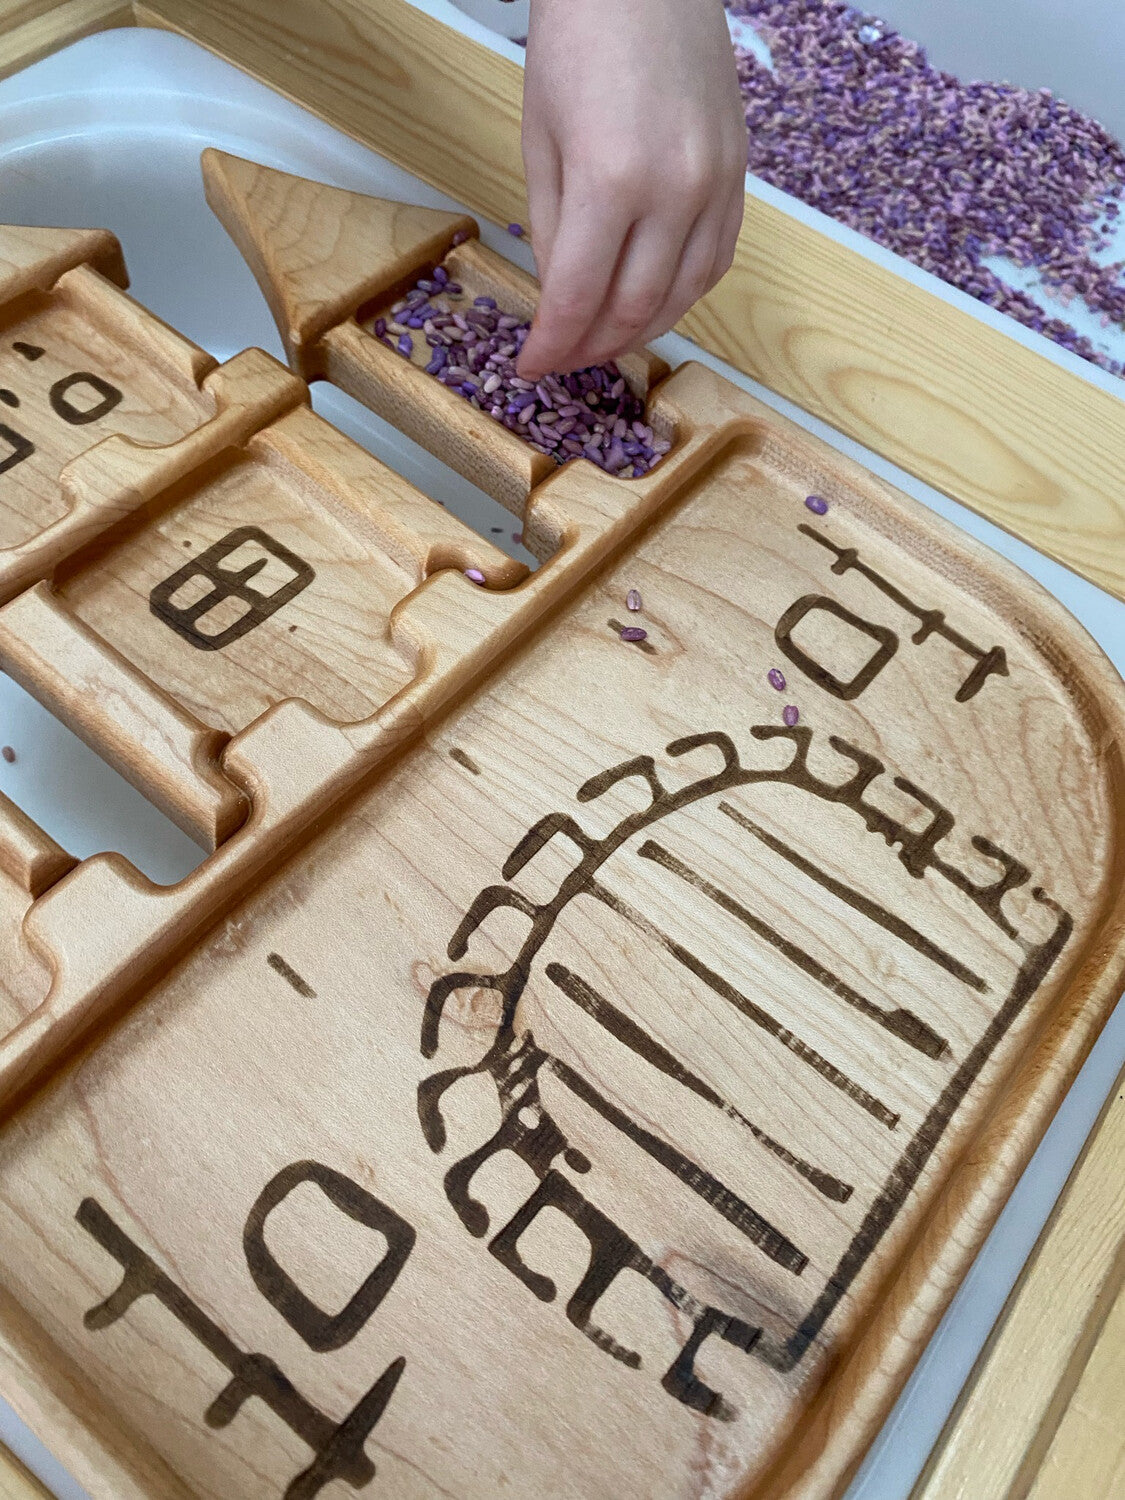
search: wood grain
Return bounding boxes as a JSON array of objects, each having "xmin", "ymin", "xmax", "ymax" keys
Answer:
[
  {"xmin": 0, "ymin": 584, "xmax": 248, "ymax": 848},
  {"xmin": 0, "ymin": 1442, "xmax": 48, "ymax": 1500},
  {"xmin": 202, "ymin": 151, "xmax": 669, "ymax": 514},
  {"xmin": 201, "ymin": 145, "xmax": 476, "ymax": 373},
  {"xmin": 0, "ymin": 234, "xmax": 222, "ymax": 592},
  {"xmin": 0, "ymin": 267, "xmax": 210, "ymax": 550},
  {"xmin": 0, "ymin": 830, "xmax": 57, "ymax": 1071},
  {"xmin": 0, "ymin": 789, "xmax": 74, "ymax": 898},
  {"xmin": 0, "ymin": 349, "xmax": 1119, "ymax": 1498},
  {"xmin": 52, "ymin": 399, "xmax": 523, "ymax": 732},
  {"xmin": 0, "ymin": 225, "xmax": 126, "ymax": 299},
  {"xmin": 916, "ymin": 1068, "xmax": 1125, "ymax": 1500},
  {"xmin": 0, "ymin": 5, "xmax": 1122, "ymax": 1494},
  {"xmin": 0, "ymin": 790, "xmax": 75, "ymax": 1040},
  {"xmin": 0, "ymin": 44, "xmax": 1120, "ymax": 1494},
  {"xmin": 0, "ymin": 0, "xmax": 131, "ymax": 80},
  {"xmin": 0, "ymin": 362, "xmax": 710, "ymax": 1117},
  {"xmin": 0, "ymin": 335, "xmax": 522, "ymax": 845},
  {"xmin": 137, "ymin": 0, "xmax": 1125, "ymax": 600}
]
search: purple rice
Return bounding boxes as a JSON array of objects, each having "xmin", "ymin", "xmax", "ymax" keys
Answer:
[
  {"xmin": 380, "ymin": 271, "xmax": 671, "ymax": 478},
  {"xmin": 726, "ymin": 0, "xmax": 1125, "ymax": 377}
]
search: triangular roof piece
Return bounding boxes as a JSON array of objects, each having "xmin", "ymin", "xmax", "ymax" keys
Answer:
[
  {"xmin": 0, "ymin": 225, "xmax": 127, "ymax": 302},
  {"xmin": 202, "ymin": 150, "xmax": 477, "ymax": 374}
]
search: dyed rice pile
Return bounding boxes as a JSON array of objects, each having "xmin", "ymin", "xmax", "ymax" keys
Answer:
[
  {"xmin": 726, "ymin": 0, "xmax": 1125, "ymax": 374},
  {"xmin": 376, "ymin": 267, "xmax": 670, "ymax": 477}
]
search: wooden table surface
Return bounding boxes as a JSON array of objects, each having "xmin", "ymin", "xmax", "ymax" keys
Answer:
[{"xmin": 0, "ymin": 1445, "xmax": 47, "ymax": 1500}]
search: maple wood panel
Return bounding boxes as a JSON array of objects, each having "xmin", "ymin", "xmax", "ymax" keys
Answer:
[
  {"xmin": 0, "ymin": 64, "xmax": 1122, "ymax": 1500},
  {"xmin": 0, "ymin": 373, "xmax": 1122, "ymax": 1496},
  {"xmin": 202, "ymin": 149, "xmax": 669, "ymax": 514},
  {"xmin": 0, "ymin": 174, "xmax": 1120, "ymax": 1498},
  {"xmin": 0, "ymin": 1441, "xmax": 48, "ymax": 1500},
  {"xmin": 0, "ymin": 791, "xmax": 70, "ymax": 1038},
  {"xmin": 0, "ymin": 232, "xmax": 221, "ymax": 601}
]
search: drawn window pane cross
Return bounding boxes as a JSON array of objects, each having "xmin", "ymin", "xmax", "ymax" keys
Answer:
[
  {"xmin": 150, "ymin": 525, "xmax": 315, "ymax": 651},
  {"xmin": 775, "ymin": 594, "xmax": 899, "ymax": 700}
]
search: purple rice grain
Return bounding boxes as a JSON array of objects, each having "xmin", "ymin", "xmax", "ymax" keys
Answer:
[
  {"xmin": 378, "ymin": 268, "xmax": 669, "ymax": 477},
  {"xmin": 620, "ymin": 626, "xmax": 648, "ymax": 643},
  {"xmin": 726, "ymin": 0, "xmax": 1125, "ymax": 377},
  {"xmin": 783, "ymin": 704, "xmax": 800, "ymax": 727},
  {"xmin": 464, "ymin": 568, "xmax": 487, "ymax": 585},
  {"xmin": 804, "ymin": 494, "xmax": 829, "ymax": 516},
  {"xmin": 768, "ymin": 667, "xmax": 787, "ymax": 690},
  {"xmin": 626, "ymin": 588, "xmax": 643, "ymax": 612}
]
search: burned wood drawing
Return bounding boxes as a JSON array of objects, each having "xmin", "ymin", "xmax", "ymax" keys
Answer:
[
  {"xmin": 0, "ymin": 338, "xmax": 124, "ymax": 478},
  {"xmin": 150, "ymin": 526, "xmax": 316, "ymax": 651},
  {"xmin": 0, "ymin": 190, "xmax": 1119, "ymax": 1500},
  {"xmin": 420, "ymin": 726, "xmax": 1073, "ymax": 1407},
  {"xmin": 77, "ymin": 1164, "xmax": 412, "ymax": 1500},
  {"xmin": 779, "ymin": 524, "xmax": 1009, "ymax": 702}
]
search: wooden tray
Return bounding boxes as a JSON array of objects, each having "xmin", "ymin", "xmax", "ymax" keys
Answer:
[{"xmin": 0, "ymin": 156, "xmax": 1122, "ymax": 1500}]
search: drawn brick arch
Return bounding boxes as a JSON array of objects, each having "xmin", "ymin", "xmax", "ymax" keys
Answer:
[{"xmin": 418, "ymin": 726, "xmax": 1073, "ymax": 1418}]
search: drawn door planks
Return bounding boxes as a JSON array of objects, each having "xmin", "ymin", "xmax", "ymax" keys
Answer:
[{"xmin": 0, "ymin": 159, "xmax": 1120, "ymax": 1500}]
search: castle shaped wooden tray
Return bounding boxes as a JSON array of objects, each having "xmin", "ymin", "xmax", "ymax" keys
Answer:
[{"xmin": 0, "ymin": 153, "xmax": 1122, "ymax": 1500}]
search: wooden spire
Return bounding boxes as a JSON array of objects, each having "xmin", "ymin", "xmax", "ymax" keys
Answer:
[{"xmin": 201, "ymin": 149, "xmax": 477, "ymax": 375}]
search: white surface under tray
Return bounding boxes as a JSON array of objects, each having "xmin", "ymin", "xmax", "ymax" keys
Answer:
[{"xmin": 0, "ymin": 28, "xmax": 1122, "ymax": 1500}]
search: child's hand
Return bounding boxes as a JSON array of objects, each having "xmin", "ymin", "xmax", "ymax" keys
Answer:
[{"xmin": 516, "ymin": 0, "xmax": 747, "ymax": 380}]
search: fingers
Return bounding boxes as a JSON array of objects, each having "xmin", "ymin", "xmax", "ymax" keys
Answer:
[
  {"xmin": 519, "ymin": 149, "xmax": 720, "ymax": 377},
  {"xmin": 630, "ymin": 184, "xmax": 746, "ymax": 351},
  {"xmin": 519, "ymin": 149, "xmax": 746, "ymax": 379},
  {"xmin": 709, "ymin": 185, "xmax": 746, "ymax": 291},
  {"xmin": 558, "ymin": 209, "xmax": 698, "ymax": 372},
  {"xmin": 514, "ymin": 0, "xmax": 750, "ymax": 379},
  {"xmin": 630, "ymin": 210, "xmax": 721, "ymax": 353},
  {"xmin": 521, "ymin": 119, "xmax": 562, "ymax": 283},
  {"xmin": 515, "ymin": 184, "xmax": 635, "ymax": 378}
]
